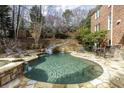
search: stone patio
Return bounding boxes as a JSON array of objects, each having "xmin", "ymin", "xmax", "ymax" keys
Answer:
[{"xmin": 17, "ymin": 51, "xmax": 124, "ymax": 88}]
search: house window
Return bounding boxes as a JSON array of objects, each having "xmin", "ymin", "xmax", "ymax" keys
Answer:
[
  {"xmin": 108, "ymin": 12, "xmax": 111, "ymax": 30},
  {"xmin": 97, "ymin": 23, "xmax": 100, "ymax": 31},
  {"xmin": 95, "ymin": 26, "xmax": 96, "ymax": 32},
  {"xmin": 108, "ymin": 5, "xmax": 111, "ymax": 8},
  {"xmin": 95, "ymin": 10, "xmax": 100, "ymax": 19},
  {"xmin": 95, "ymin": 23, "xmax": 100, "ymax": 32}
]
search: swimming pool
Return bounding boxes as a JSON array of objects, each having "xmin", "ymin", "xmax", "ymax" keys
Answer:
[{"xmin": 25, "ymin": 53, "xmax": 103, "ymax": 84}]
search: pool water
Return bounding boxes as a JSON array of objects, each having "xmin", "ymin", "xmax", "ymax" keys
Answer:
[{"xmin": 25, "ymin": 53, "xmax": 103, "ymax": 84}]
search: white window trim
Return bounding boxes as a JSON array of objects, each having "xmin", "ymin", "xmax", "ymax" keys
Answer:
[
  {"xmin": 95, "ymin": 12, "xmax": 97, "ymax": 19},
  {"xmin": 108, "ymin": 13, "xmax": 111, "ymax": 30},
  {"xmin": 108, "ymin": 15, "xmax": 111, "ymax": 30},
  {"xmin": 95, "ymin": 10, "xmax": 100, "ymax": 19},
  {"xmin": 108, "ymin": 5, "xmax": 111, "ymax": 8},
  {"xmin": 110, "ymin": 5, "xmax": 113, "ymax": 46},
  {"xmin": 97, "ymin": 10, "xmax": 100, "ymax": 18},
  {"xmin": 97, "ymin": 23, "xmax": 100, "ymax": 31},
  {"xmin": 98, "ymin": 23, "xmax": 100, "ymax": 31},
  {"xmin": 95, "ymin": 25, "xmax": 96, "ymax": 32},
  {"xmin": 95, "ymin": 23, "xmax": 100, "ymax": 32}
]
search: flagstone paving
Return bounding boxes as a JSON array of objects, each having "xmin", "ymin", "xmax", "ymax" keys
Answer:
[{"xmin": 18, "ymin": 51, "xmax": 124, "ymax": 88}]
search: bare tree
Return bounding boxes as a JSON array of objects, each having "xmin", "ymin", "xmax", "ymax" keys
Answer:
[
  {"xmin": 15, "ymin": 5, "xmax": 21, "ymax": 40},
  {"xmin": 11, "ymin": 5, "xmax": 22, "ymax": 41},
  {"xmin": 11, "ymin": 5, "xmax": 15, "ymax": 38},
  {"xmin": 71, "ymin": 7, "xmax": 88, "ymax": 27},
  {"xmin": 29, "ymin": 5, "xmax": 45, "ymax": 48}
]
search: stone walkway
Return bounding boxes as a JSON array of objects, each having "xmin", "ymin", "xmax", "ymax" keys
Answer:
[{"xmin": 18, "ymin": 52, "xmax": 124, "ymax": 88}]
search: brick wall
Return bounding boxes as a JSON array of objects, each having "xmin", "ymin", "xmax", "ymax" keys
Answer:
[
  {"xmin": 91, "ymin": 5, "xmax": 124, "ymax": 46},
  {"xmin": 113, "ymin": 5, "xmax": 124, "ymax": 45},
  {"xmin": 91, "ymin": 6, "xmax": 110, "ymax": 32}
]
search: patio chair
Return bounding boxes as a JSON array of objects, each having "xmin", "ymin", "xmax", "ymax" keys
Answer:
[
  {"xmin": 105, "ymin": 47, "xmax": 115, "ymax": 58},
  {"xmin": 81, "ymin": 47, "xmax": 85, "ymax": 52}
]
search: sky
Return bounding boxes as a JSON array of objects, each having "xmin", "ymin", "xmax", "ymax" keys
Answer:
[
  {"xmin": 22, "ymin": 5, "xmax": 96, "ymax": 22},
  {"xmin": 26, "ymin": 5, "xmax": 96, "ymax": 13},
  {"xmin": 43, "ymin": 5, "xmax": 96, "ymax": 15},
  {"xmin": 59, "ymin": 5, "xmax": 95, "ymax": 11},
  {"xmin": 46, "ymin": 5, "xmax": 96, "ymax": 12}
]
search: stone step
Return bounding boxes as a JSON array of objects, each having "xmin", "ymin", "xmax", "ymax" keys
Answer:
[{"xmin": 110, "ymin": 73, "xmax": 124, "ymax": 88}]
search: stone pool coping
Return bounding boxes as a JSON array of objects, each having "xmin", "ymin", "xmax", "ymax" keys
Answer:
[
  {"xmin": 71, "ymin": 52, "xmax": 124, "ymax": 88},
  {"xmin": 18, "ymin": 51, "xmax": 124, "ymax": 88},
  {"xmin": 0, "ymin": 51, "xmax": 42, "ymax": 70},
  {"xmin": 0, "ymin": 62, "xmax": 23, "ymax": 73},
  {"xmin": 0, "ymin": 55, "xmax": 39, "ymax": 73},
  {"xmin": 0, "ymin": 58, "xmax": 23, "ymax": 62},
  {"xmin": 0, "ymin": 51, "xmax": 42, "ymax": 87}
]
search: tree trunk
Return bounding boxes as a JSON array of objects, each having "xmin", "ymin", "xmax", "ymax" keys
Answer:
[
  {"xmin": 35, "ymin": 5, "xmax": 42, "ymax": 48},
  {"xmin": 15, "ymin": 5, "xmax": 21, "ymax": 40},
  {"xmin": 11, "ymin": 5, "xmax": 15, "ymax": 38}
]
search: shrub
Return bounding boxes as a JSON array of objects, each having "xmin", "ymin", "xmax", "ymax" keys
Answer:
[
  {"xmin": 76, "ymin": 27, "xmax": 90, "ymax": 43},
  {"xmin": 76, "ymin": 26, "xmax": 107, "ymax": 51}
]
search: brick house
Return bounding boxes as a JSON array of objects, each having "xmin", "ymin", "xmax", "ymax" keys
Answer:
[{"xmin": 91, "ymin": 5, "xmax": 124, "ymax": 47}]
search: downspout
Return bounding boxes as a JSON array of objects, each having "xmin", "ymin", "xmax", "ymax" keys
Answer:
[{"xmin": 111, "ymin": 5, "xmax": 113, "ymax": 46}]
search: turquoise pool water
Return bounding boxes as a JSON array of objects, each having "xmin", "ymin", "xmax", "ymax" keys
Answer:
[{"xmin": 25, "ymin": 53, "xmax": 103, "ymax": 84}]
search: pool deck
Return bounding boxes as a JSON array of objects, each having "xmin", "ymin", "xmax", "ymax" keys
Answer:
[
  {"xmin": 17, "ymin": 51, "xmax": 124, "ymax": 88},
  {"xmin": 0, "ymin": 51, "xmax": 41, "ymax": 87}
]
